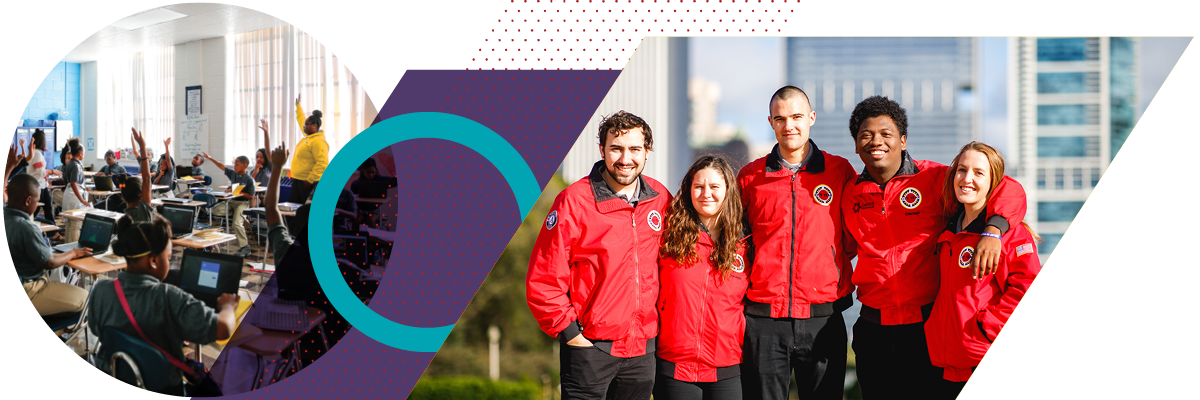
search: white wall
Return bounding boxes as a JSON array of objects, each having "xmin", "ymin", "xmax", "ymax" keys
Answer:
[{"xmin": 174, "ymin": 37, "xmax": 230, "ymax": 187}]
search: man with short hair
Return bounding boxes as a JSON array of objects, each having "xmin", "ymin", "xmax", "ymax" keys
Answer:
[
  {"xmin": 737, "ymin": 86, "xmax": 858, "ymax": 400},
  {"xmin": 527, "ymin": 111, "xmax": 670, "ymax": 400},
  {"xmin": 202, "ymin": 152, "xmax": 256, "ymax": 257},
  {"xmin": 841, "ymin": 95, "xmax": 1027, "ymax": 398},
  {"xmin": 5, "ymin": 174, "xmax": 93, "ymax": 315}
]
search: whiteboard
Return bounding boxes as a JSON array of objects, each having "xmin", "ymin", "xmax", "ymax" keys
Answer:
[{"xmin": 178, "ymin": 114, "xmax": 209, "ymax": 159}]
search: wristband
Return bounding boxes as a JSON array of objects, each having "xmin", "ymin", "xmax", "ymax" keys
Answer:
[{"xmin": 980, "ymin": 232, "xmax": 1001, "ymax": 240}]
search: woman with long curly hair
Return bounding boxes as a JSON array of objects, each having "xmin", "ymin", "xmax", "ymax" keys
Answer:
[{"xmin": 655, "ymin": 155, "xmax": 751, "ymax": 400}]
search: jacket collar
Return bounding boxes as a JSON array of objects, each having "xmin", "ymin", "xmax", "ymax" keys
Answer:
[
  {"xmin": 945, "ymin": 208, "xmax": 988, "ymax": 235},
  {"xmin": 856, "ymin": 150, "xmax": 920, "ymax": 185},
  {"xmin": 589, "ymin": 160, "xmax": 660, "ymax": 211},
  {"xmin": 764, "ymin": 140, "xmax": 826, "ymax": 174}
]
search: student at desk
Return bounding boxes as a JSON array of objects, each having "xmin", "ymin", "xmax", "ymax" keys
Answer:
[
  {"xmin": 152, "ymin": 144, "xmax": 176, "ymax": 199},
  {"xmin": 123, "ymin": 129, "xmax": 158, "ymax": 223},
  {"xmin": 250, "ymin": 148, "xmax": 272, "ymax": 186},
  {"xmin": 349, "ymin": 157, "xmax": 396, "ymax": 227},
  {"xmin": 95, "ymin": 150, "xmax": 128, "ymax": 177},
  {"xmin": 260, "ymin": 121, "xmax": 350, "ymax": 351},
  {"xmin": 5, "ymin": 174, "xmax": 93, "ymax": 316},
  {"xmin": 87, "ymin": 214, "xmax": 237, "ymax": 396},
  {"xmin": 200, "ymin": 151, "xmax": 255, "ymax": 257}
]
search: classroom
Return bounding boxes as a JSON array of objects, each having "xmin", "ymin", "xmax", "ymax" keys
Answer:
[{"xmin": 4, "ymin": 4, "xmax": 392, "ymax": 396}]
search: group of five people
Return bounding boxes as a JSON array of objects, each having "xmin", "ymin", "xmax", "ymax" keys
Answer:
[{"xmin": 527, "ymin": 87, "xmax": 1041, "ymax": 399}]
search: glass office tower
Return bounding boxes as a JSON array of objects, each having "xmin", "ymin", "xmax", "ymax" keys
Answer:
[
  {"xmin": 1009, "ymin": 37, "xmax": 1139, "ymax": 260},
  {"xmin": 784, "ymin": 37, "xmax": 981, "ymax": 170}
]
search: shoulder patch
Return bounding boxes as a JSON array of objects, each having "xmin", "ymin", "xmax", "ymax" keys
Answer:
[
  {"xmin": 1016, "ymin": 243, "xmax": 1035, "ymax": 257},
  {"xmin": 545, "ymin": 210, "xmax": 559, "ymax": 230},
  {"xmin": 733, "ymin": 254, "xmax": 746, "ymax": 273}
]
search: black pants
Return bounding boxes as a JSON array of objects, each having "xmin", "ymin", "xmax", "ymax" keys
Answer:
[
  {"xmin": 39, "ymin": 187, "xmax": 56, "ymax": 221},
  {"xmin": 288, "ymin": 179, "xmax": 314, "ymax": 204},
  {"xmin": 560, "ymin": 345, "xmax": 655, "ymax": 400},
  {"xmin": 653, "ymin": 374, "xmax": 741, "ymax": 400},
  {"xmin": 852, "ymin": 318, "xmax": 960, "ymax": 399},
  {"xmin": 742, "ymin": 312, "xmax": 847, "ymax": 400}
]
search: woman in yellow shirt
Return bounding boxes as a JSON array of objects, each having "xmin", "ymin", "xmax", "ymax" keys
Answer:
[{"xmin": 290, "ymin": 94, "xmax": 330, "ymax": 203}]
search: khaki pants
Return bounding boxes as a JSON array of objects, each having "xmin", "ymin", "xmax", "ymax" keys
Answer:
[
  {"xmin": 213, "ymin": 200, "xmax": 250, "ymax": 248},
  {"xmin": 24, "ymin": 276, "xmax": 88, "ymax": 316}
]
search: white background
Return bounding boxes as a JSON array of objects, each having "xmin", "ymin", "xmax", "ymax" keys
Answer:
[{"xmin": 1, "ymin": 1, "xmax": 1196, "ymax": 399}]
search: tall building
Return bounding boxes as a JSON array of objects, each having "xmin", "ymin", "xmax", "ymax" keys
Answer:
[
  {"xmin": 560, "ymin": 37, "xmax": 690, "ymax": 187},
  {"xmin": 1009, "ymin": 37, "xmax": 1139, "ymax": 260},
  {"xmin": 784, "ymin": 37, "xmax": 981, "ymax": 170},
  {"xmin": 688, "ymin": 77, "xmax": 737, "ymax": 148}
]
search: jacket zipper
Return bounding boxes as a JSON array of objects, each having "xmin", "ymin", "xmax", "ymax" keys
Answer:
[
  {"xmin": 631, "ymin": 209, "xmax": 642, "ymax": 343},
  {"xmin": 788, "ymin": 173, "xmax": 797, "ymax": 318},
  {"xmin": 697, "ymin": 241, "xmax": 711, "ymax": 368}
]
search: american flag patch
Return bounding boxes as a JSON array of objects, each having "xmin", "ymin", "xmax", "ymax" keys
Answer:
[{"xmin": 1016, "ymin": 243, "xmax": 1035, "ymax": 257}]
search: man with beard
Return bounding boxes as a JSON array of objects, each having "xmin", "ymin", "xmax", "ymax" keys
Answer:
[
  {"xmin": 737, "ymin": 86, "xmax": 858, "ymax": 400},
  {"xmin": 527, "ymin": 111, "xmax": 671, "ymax": 400}
]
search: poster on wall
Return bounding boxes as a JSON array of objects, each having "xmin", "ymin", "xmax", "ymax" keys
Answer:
[
  {"xmin": 186, "ymin": 85, "xmax": 202, "ymax": 116},
  {"xmin": 179, "ymin": 113, "xmax": 208, "ymax": 159}
]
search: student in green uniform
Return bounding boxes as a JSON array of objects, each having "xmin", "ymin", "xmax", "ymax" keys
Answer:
[
  {"xmin": 87, "ymin": 214, "xmax": 238, "ymax": 395},
  {"xmin": 122, "ymin": 128, "xmax": 157, "ymax": 223},
  {"xmin": 200, "ymin": 151, "xmax": 256, "ymax": 257},
  {"xmin": 6, "ymin": 173, "xmax": 92, "ymax": 316}
]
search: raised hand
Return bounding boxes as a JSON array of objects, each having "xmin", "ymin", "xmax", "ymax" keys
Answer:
[{"xmin": 270, "ymin": 142, "xmax": 289, "ymax": 167}]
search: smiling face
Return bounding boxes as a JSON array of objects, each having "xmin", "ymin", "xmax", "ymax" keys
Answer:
[
  {"xmin": 953, "ymin": 150, "xmax": 993, "ymax": 210},
  {"xmin": 769, "ymin": 96, "xmax": 816, "ymax": 155},
  {"xmin": 855, "ymin": 115, "xmax": 907, "ymax": 183},
  {"xmin": 689, "ymin": 167, "xmax": 727, "ymax": 222},
  {"xmin": 600, "ymin": 127, "xmax": 648, "ymax": 188}
]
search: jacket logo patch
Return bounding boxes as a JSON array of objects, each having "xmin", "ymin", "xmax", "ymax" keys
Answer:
[
  {"xmin": 545, "ymin": 210, "xmax": 558, "ymax": 230},
  {"xmin": 647, "ymin": 210, "xmax": 663, "ymax": 231},
  {"xmin": 733, "ymin": 254, "xmax": 745, "ymax": 273},
  {"xmin": 852, "ymin": 201, "xmax": 875, "ymax": 213},
  {"xmin": 813, "ymin": 184, "xmax": 834, "ymax": 206},
  {"xmin": 958, "ymin": 246, "xmax": 975, "ymax": 268},
  {"xmin": 900, "ymin": 187, "xmax": 922, "ymax": 209}
]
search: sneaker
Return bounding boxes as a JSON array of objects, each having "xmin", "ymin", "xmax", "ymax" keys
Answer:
[{"xmin": 234, "ymin": 246, "xmax": 252, "ymax": 258}]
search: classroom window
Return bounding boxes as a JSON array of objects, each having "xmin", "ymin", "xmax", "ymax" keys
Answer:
[
  {"xmin": 95, "ymin": 46, "xmax": 175, "ymax": 159},
  {"xmin": 229, "ymin": 26, "xmax": 375, "ymax": 165}
]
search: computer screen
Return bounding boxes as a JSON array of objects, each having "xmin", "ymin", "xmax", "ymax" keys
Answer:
[
  {"xmin": 79, "ymin": 215, "xmax": 115, "ymax": 251},
  {"xmin": 179, "ymin": 249, "xmax": 240, "ymax": 298},
  {"xmin": 162, "ymin": 206, "xmax": 194, "ymax": 234}
]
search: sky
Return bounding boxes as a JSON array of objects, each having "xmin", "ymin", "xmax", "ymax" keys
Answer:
[{"xmin": 691, "ymin": 37, "xmax": 1193, "ymax": 156}]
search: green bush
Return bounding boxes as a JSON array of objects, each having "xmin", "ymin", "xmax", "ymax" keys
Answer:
[{"xmin": 409, "ymin": 377, "xmax": 540, "ymax": 400}]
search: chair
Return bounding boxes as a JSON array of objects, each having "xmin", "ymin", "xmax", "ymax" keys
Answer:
[
  {"xmin": 202, "ymin": 175, "xmax": 213, "ymax": 186},
  {"xmin": 43, "ymin": 312, "xmax": 81, "ymax": 337},
  {"xmin": 193, "ymin": 193, "xmax": 218, "ymax": 226},
  {"xmin": 100, "ymin": 327, "xmax": 179, "ymax": 395}
]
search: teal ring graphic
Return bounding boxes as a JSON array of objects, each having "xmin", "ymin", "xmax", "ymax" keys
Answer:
[{"xmin": 309, "ymin": 112, "xmax": 542, "ymax": 353}]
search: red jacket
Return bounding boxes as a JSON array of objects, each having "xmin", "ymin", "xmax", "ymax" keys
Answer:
[
  {"xmin": 842, "ymin": 152, "xmax": 1027, "ymax": 325},
  {"xmin": 657, "ymin": 232, "xmax": 751, "ymax": 382},
  {"xmin": 526, "ymin": 161, "xmax": 671, "ymax": 358},
  {"xmin": 925, "ymin": 215, "xmax": 1040, "ymax": 381},
  {"xmin": 737, "ymin": 142, "xmax": 857, "ymax": 319}
]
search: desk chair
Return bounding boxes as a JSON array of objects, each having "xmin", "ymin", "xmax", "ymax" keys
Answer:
[
  {"xmin": 101, "ymin": 328, "xmax": 180, "ymax": 395},
  {"xmin": 43, "ymin": 312, "xmax": 81, "ymax": 337},
  {"xmin": 192, "ymin": 194, "xmax": 218, "ymax": 227}
]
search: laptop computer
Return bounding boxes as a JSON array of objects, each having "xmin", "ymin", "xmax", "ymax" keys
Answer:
[
  {"xmin": 162, "ymin": 205, "xmax": 197, "ymax": 239},
  {"xmin": 160, "ymin": 197, "xmax": 190, "ymax": 204},
  {"xmin": 93, "ymin": 175, "xmax": 114, "ymax": 191},
  {"xmin": 250, "ymin": 297, "xmax": 309, "ymax": 331},
  {"xmin": 176, "ymin": 165, "xmax": 194, "ymax": 178},
  {"xmin": 354, "ymin": 181, "xmax": 391, "ymax": 200},
  {"xmin": 53, "ymin": 213, "xmax": 117, "ymax": 255},
  {"xmin": 177, "ymin": 249, "xmax": 242, "ymax": 309}
]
